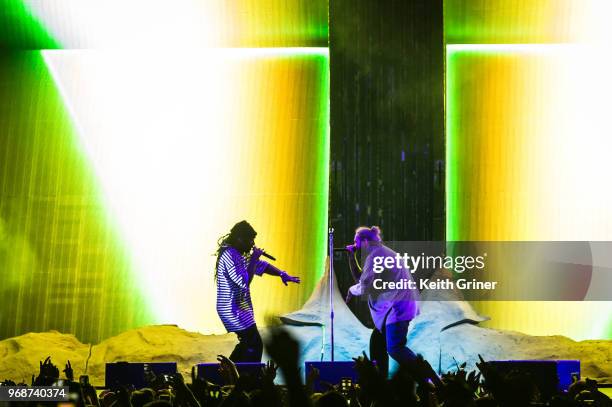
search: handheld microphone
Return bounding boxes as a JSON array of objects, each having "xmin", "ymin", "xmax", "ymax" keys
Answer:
[
  {"xmin": 261, "ymin": 251, "xmax": 276, "ymax": 261},
  {"xmin": 334, "ymin": 245, "xmax": 357, "ymax": 252},
  {"xmin": 253, "ymin": 246, "xmax": 276, "ymax": 261}
]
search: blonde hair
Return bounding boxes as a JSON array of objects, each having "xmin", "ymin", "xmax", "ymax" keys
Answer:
[{"xmin": 355, "ymin": 226, "xmax": 382, "ymax": 242}]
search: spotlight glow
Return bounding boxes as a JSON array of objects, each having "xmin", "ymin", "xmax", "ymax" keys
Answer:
[
  {"xmin": 43, "ymin": 48, "xmax": 330, "ymax": 334},
  {"xmin": 446, "ymin": 42, "xmax": 612, "ymax": 340}
]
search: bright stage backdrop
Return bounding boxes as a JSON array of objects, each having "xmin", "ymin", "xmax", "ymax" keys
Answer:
[
  {"xmin": 446, "ymin": 0, "xmax": 612, "ymax": 339},
  {"xmin": 0, "ymin": 1, "xmax": 329, "ymax": 343}
]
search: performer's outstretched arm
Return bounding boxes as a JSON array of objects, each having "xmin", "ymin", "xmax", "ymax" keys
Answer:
[
  {"xmin": 262, "ymin": 262, "xmax": 301, "ymax": 285},
  {"xmin": 249, "ymin": 247, "xmax": 300, "ymax": 285}
]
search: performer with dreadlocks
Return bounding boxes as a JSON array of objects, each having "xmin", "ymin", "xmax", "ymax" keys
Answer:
[{"xmin": 215, "ymin": 220, "xmax": 300, "ymax": 362}]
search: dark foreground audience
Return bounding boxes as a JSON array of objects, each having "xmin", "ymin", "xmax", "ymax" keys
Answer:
[{"xmin": 1, "ymin": 329, "xmax": 610, "ymax": 407}]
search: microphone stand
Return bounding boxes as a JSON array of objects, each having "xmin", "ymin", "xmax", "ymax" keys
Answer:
[{"xmin": 328, "ymin": 227, "xmax": 335, "ymax": 361}]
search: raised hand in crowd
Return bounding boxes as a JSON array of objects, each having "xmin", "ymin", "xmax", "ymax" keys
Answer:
[
  {"xmin": 189, "ymin": 366, "xmax": 222, "ymax": 407},
  {"xmin": 217, "ymin": 355, "xmax": 239, "ymax": 387},
  {"xmin": 475, "ymin": 354, "xmax": 503, "ymax": 400},
  {"xmin": 171, "ymin": 372, "xmax": 200, "ymax": 407},
  {"xmin": 250, "ymin": 360, "xmax": 282, "ymax": 407},
  {"xmin": 33, "ymin": 356, "xmax": 60, "ymax": 386},
  {"xmin": 3, "ymin": 351, "xmax": 610, "ymax": 407},
  {"xmin": 439, "ymin": 363, "xmax": 478, "ymax": 406},
  {"xmin": 352, "ymin": 351, "xmax": 385, "ymax": 406},
  {"xmin": 63, "ymin": 360, "xmax": 74, "ymax": 381},
  {"xmin": 261, "ymin": 360, "xmax": 278, "ymax": 384}
]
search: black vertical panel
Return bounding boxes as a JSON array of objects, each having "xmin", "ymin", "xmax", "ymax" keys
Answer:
[{"xmin": 329, "ymin": 0, "xmax": 444, "ymax": 325}]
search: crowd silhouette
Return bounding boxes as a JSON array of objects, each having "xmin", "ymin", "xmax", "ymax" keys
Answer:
[{"xmin": 1, "ymin": 328, "xmax": 609, "ymax": 407}]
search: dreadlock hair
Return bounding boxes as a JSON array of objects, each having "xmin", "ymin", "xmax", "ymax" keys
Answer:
[{"xmin": 214, "ymin": 220, "xmax": 258, "ymax": 281}]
